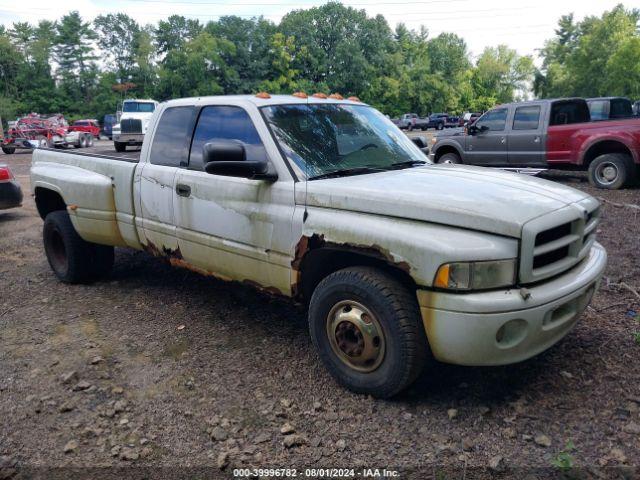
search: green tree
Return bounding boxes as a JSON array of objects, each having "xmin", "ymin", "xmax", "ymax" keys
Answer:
[
  {"xmin": 536, "ymin": 5, "xmax": 640, "ymax": 98},
  {"xmin": 205, "ymin": 16, "xmax": 276, "ymax": 93},
  {"xmin": 156, "ymin": 32, "xmax": 235, "ymax": 99},
  {"xmin": 155, "ymin": 15, "xmax": 202, "ymax": 54},
  {"xmin": 54, "ymin": 11, "xmax": 98, "ymax": 108},
  {"xmin": 94, "ymin": 13, "xmax": 141, "ymax": 81}
]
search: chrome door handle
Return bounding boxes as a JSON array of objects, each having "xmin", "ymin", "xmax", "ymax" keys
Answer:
[
  {"xmin": 176, "ymin": 184, "xmax": 191, "ymax": 197},
  {"xmin": 501, "ymin": 137, "xmax": 506, "ymax": 144},
  {"xmin": 534, "ymin": 136, "xmax": 540, "ymax": 143}
]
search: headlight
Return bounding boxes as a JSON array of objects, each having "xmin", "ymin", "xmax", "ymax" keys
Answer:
[{"xmin": 434, "ymin": 259, "xmax": 516, "ymax": 290}]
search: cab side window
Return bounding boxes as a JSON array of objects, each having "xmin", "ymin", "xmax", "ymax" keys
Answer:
[
  {"xmin": 149, "ymin": 106, "xmax": 197, "ymax": 167},
  {"xmin": 475, "ymin": 108, "xmax": 507, "ymax": 131},
  {"xmin": 513, "ymin": 106, "xmax": 541, "ymax": 130},
  {"xmin": 189, "ymin": 106, "xmax": 265, "ymax": 171}
]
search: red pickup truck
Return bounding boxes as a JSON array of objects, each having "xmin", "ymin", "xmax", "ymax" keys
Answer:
[
  {"xmin": 68, "ymin": 119, "xmax": 100, "ymax": 139},
  {"xmin": 430, "ymin": 98, "xmax": 640, "ymax": 189}
]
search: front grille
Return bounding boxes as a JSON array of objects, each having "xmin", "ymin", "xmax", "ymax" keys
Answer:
[
  {"xmin": 520, "ymin": 200, "xmax": 600, "ymax": 284},
  {"xmin": 120, "ymin": 118, "xmax": 142, "ymax": 134}
]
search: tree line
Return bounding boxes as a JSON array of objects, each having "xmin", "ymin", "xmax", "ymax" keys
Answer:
[{"xmin": 0, "ymin": 2, "xmax": 638, "ymax": 125}]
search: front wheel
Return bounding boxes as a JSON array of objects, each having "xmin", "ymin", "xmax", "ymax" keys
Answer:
[
  {"xmin": 438, "ymin": 152, "xmax": 462, "ymax": 164},
  {"xmin": 437, "ymin": 123, "xmax": 444, "ymax": 130},
  {"xmin": 43, "ymin": 211, "xmax": 114, "ymax": 283},
  {"xmin": 588, "ymin": 153, "xmax": 635, "ymax": 189},
  {"xmin": 2, "ymin": 146, "xmax": 16, "ymax": 154},
  {"xmin": 308, "ymin": 267, "xmax": 428, "ymax": 398},
  {"xmin": 114, "ymin": 142, "xmax": 126, "ymax": 152}
]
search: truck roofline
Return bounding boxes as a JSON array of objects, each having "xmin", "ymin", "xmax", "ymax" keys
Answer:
[{"xmin": 161, "ymin": 94, "xmax": 368, "ymax": 108}]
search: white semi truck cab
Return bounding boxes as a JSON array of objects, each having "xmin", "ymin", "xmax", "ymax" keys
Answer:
[{"xmin": 112, "ymin": 99, "xmax": 158, "ymax": 152}]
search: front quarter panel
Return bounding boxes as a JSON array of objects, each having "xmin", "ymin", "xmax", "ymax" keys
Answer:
[{"xmin": 300, "ymin": 208, "xmax": 518, "ymax": 287}]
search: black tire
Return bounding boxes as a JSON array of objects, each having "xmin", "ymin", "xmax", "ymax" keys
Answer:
[
  {"xmin": 308, "ymin": 266, "xmax": 428, "ymax": 398},
  {"xmin": 438, "ymin": 152, "xmax": 462, "ymax": 164},
  {"xmin": 588, "ymin": 153, "xmax": 635, "ymax": 189},
  {"xmin": 407, "ymin": 125, "xmax": 413, "ymax": 132},
  {"xmin": 114, "ymin": 142, "xmax": 126, "ymax": 152},
  {"xmin": 43, "ymin": 211, "xmax": 114, "ymax": 283},
  {"xmin": 437, "ymin": 122, "xmax": 444, "ymax": 130},
  {"xmin": 86, "ymin": 135, "xmax": 94, "ymax": 147},
  {"xmin": 2, "ymin": 146, "xmax": 16, "ymax": 154}
]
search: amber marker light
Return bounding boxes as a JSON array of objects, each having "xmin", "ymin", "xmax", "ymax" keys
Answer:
[
  {"xmin": 292, "ymin": 92, "xmax": 308, "ymax": 98},
  {"xmin": 255, "ymin": 92, "xmax": 271, "ymax": 99},
  {"xmin": 434, "ymin": 264, "xmax": 450, "ymax": 288},
  {"xmin": 312, "ymin": 92, "xmax": 328, "ymax": 99},
  {"xmin": 328, "ymin": 93, "xmax": 344, "ymax": 100}
]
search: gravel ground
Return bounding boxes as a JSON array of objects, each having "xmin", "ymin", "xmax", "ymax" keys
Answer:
[{"xmin": 1, "ymin": 141, "xmax": 639, "ymax": 479}]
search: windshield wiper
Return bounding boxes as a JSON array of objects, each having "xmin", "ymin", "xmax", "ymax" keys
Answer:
[
  {"xmin": 308, "ymin": 166, "xmax": 384, "ymax": 180},
  {"xmin": 389, "ymin": 160, "xmax": 427, "ymax": 168}
]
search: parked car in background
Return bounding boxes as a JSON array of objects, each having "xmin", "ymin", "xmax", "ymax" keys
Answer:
[
  {"xmin": 444, "ymin": 116, "xmax": 460, "ymax": 128},
  {"xmin": 587, "ymin": 97, "xmax": 633, "ymax": 121},
  {"xmin": 430, "ymin": 98, "xmax": 640, "ymax": 189},
  {"xmin": 459, "ymin": 112, "xmax": 482, "ymax": 126},
  {"xmin": 0, "ymin": 164, "xmax": 23, "ymax": 210},
  {"xmin": 424, "ymin": 113, "xmax": 449, "ymax": 130},
  {"xmin": 30, "ymin": 93, "xmax": 606, "ymax": 397},
  {"xmin": 68, "ymin": 119, "xmax": 100, "ymax": 139},
  {"xmin": 397, "ymin": 113, "xmax": 426, "ymax": 130},
  {"xmin": 112, "ymin": 99, "xmax": 158, "ymax": 151},
  {"xmin": 102, "ymin": 114, "xmax": 117, "ymax": 140}
]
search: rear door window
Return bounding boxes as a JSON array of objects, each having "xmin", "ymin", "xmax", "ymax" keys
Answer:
[
  {"xmin": 476, "ymin": 108, "xmax": 508, "ymax": 131},
  {"xmin": 189, "ymin": 106, "xmax": 265, "ymax": 171},
  {"xmin": 513, "ymin": 106, "xmax": 541, "ymax": 130},
  {"xmin": 149, "ymin": 106, "xmax": 197, "ymax": 167},
  {"xmin": 550, "ymin": 101, "xmax": 590, "ymax": 125}
]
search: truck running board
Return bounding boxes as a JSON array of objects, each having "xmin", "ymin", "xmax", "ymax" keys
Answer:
[{"xmin": 499, "ymin": 168, "xmax": 547, "ymax": 176}]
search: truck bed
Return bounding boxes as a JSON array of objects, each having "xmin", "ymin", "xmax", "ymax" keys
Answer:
[
  {"xmin": 40, "ymin": 145, "xmax": 141, "ymax": 163},
  {"xmin": 31, "ymin": 146, "xmax": 143, "ymax": 250}
]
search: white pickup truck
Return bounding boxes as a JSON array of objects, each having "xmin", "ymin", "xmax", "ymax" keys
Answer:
[{"xmin": 31, "ymin": 94, "xmax": 607, "ymax": 397}]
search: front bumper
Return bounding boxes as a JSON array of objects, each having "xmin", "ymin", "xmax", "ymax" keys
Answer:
[
  {"xmin": 113, "ymin": 133, "xmax": 144, "ymax": 145},
  {"xmin": 417, "ymin": 242, "xmax": 607, "ymax": 366},
  {"xmin": 0, "ymin": 181, "xmax": 23, "ymax": 209}
]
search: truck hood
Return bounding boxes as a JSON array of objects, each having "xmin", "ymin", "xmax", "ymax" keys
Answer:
[{"xmin": 304, "ymin": 164, "xmax": 590, "ymax": 238}]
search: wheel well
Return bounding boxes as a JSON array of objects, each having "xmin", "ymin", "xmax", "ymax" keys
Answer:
[
  {"xmin": 434, "ymin": 145, "xmax": 460, "ymax": 162},
  {"xmin": 295, "ymin": 246, "xmax": 417, "ymax": 304},
  {"xmin": 35, "ymin": 187, "xmax": 66, "ymax": 219},
  {"xmin": 583, "ymin": 140, "xmax": 632, "ymax": 167}
]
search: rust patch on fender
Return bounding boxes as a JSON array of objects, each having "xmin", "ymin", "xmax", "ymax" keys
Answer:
[
  {"xmin": 291, "ymin": 233, "xmax": 413, "ymax": 298},
  {"xmin": 292, "ymin": 234, "xmax": 412, "ymax": 273}
]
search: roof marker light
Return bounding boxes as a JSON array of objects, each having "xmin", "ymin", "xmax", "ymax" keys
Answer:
[
  {"xmin": 255, "ymin": 92, "xmax": 271, "ymax": 99},
  {"xmin": 312, "ymin": 93, "xmax": 328, "ymax": 99},
  {"xmin": 347, "ymin": 96, "xmax": 361, "ymax": 102},
  {"xmin": 328, "ymin": 93, "xmax": 344, "ymax": 100},
  {"xmin": 292, "ymin": 92, "xmax": 308, "ymax": 99}
]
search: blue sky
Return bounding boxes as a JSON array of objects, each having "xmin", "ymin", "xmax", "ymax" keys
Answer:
[{"xmin": 0, "ymin": 0, "xmax": 631, "ymax": 60}]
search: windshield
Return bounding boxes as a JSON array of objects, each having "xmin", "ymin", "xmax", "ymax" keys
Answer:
[
  {"xmin": 262, "ymin": 104, "xmax": 428, "ymax": 179},
  {"xmin": 123, "ymin": 102, "xmax": 155, "ymax": 113}
]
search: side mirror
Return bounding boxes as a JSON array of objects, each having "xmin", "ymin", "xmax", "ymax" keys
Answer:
[
  {"xmin": 203, "ymin": 141, "xmax": 277, "ymax": 181},
  {"xmin": 411, "ymin": 136, "xmax": 427, "ymax": 148},
  {"xmin": 411, "ymin": 136, "xmax": 430, "ymax": 156}
]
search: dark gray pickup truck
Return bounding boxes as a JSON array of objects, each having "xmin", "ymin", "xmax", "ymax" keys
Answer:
[{"xmin": 429, "ymin": 98, "xmax": 640, "ymax": 189}]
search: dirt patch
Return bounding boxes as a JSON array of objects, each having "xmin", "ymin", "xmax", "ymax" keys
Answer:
[{"xmin": 0, "ymin": 144, "xmax": 639, "ymax": 476}]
